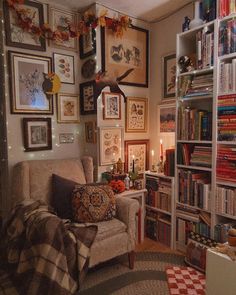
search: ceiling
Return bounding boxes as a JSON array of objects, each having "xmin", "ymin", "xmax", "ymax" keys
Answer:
[{"xmin": 55, "ymin": 0, "xmax": 193, "ymax": 22}]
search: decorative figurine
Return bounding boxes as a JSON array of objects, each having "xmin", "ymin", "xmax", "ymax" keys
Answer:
[
  {"xmin": 178, "ymin": 55, "xmax": 194, "ymax": 73},
  {"xmin": 182, "ymin": 16, "xmax": 190, "ymax": 32}
]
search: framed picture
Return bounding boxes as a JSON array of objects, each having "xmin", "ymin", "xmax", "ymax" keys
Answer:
[
  {"xmin": 49, "ymin": 7, "xmax": 78, "ymax": 51},
  {"xmin": 23, "ymin": 118, "xmax": 52, "ymax": 152},
  {"xmin": 158, "ymin": 104, "xmax": 176, "ymax": 133},
  {"xmin": 59, "ymin": 133, "xmax": 74, "ymax": 144},
  {"xmin": 57, "ymin": 93, "xmax": 80, "ymax": 123},
  {"xmin": 85, "ymin": 121, "xmax": 96, "ymax": 143},
  {"xmin": 53, "ymin": 53, "xmax": 75, "ymax": 84},
  {"xmin": 80, "ymin": 81, "xmax": 97, "ymax": 115},
  {"xmin": 101, "ymin": 21, "xmax": 149, "ymax": 87},
  {"xmin": 124, "ymin": 140, "xmax": 149, "ymax": 174},
  {"xmin": 102, "ymin": 92, "xmax": 121, "ymax": 120},
  {"xmin": 3, "ymin": 0, "xmax": 46, "ymax": 51},
  {"xmin": 8, "ymin": 51, "xmax": 53, "ymax": 114},
  {"xmin": 126, "ymin": 97, "xmax": 148, "ymax": 133},
  {"xmin": 79, "ymin": 28, "xmax": 96, "ymax": 59},
  {"xmin": 99, "ymin": 127, "xmax": 123, "ymax": 166},
  {"xmin": 163, "ymin": 53, "xmax": 176, "ymax": 99}
]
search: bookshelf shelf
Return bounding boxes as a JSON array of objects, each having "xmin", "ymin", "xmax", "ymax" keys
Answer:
[
  {"xmin": 217, "ymin": 141, "xmax": 236, "ymax": 145},
  {"xmin": 178, "ymin": 67, "xmax": 214, "ymax": 77},
  {"xmin": 219, "ymin": 13, "xmax": 236, "ymax": 22},
  {"xmin": 219, "ymin": 52, "xmax": 236, "ymax": 61},
  {"xmin": 176, "ymin": 201, "xmax": 212, "ymax": 214},
  {"xmin": 177, "ymin": 164, "xmax": 212, "ymax": 171},
  {"xmin": 177, "ymin": 140, "xmax": 212, "ymax": 144},
  {"xmin": 179, "ymin": 95, "xmax": 213, "ymax": 102},
  {"xmin": 216, "ymin": 212, "xmax": 236, "ymax": 221},
  {"xmin": 216, "ymin": 180, "xmax": 236, "ymax": 187},
  {"xmin": 178, "ymin": 20, "xmax": 215, "ymax": 37},
  {"xmin": 145, "ymin": 205, "xmax": 172, "ymax": 216}
]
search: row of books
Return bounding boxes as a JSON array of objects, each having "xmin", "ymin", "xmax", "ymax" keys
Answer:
[
  {"xmin": 216, "ymin": 185, "xmax": 236, "ymax": 216},
  {"xmin": 178, "ymin": 144, "xmax": 212, "ymax": 168},
  {"xmin": 196, "ymin": 27, "xmax": 214, "ymax": 70},
  {"xmin": 178, "ymin": 107, "xmax": 212, "ymax": 140},
  {"xmin": 164, "ymin": 148, "xmax": 175, "ymax": 177},
  {"xmin": 178, "ymin": 169, "xmax": 211, "ymax": 209},
  {"xmin": 217, "ymin": 146, "xmax": 236, "ymax": 182},
  {"xmin": 219, "ymin": 0, "xmax": 236, "ymax": 18},
  {"xmin": 214, "ymin": 223, "xmax": 235, "ymax": 243},
  {"xmin": 219, "ymin": 18, "xmax": 236, "ymax": 56},
  {"xmin": 219, "ymin": 61, "xmax": 236, "ymax": 94}
]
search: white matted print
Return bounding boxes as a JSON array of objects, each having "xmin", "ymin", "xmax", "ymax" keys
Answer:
[
  {"xmin": 102, "ymin": 92, "xmax": 121, "ymax": 120},
  {"xmin": 99, "ymin": 127, "xmax": 123, "ymax": 166},
  {"xmin": 57, "ymin": 93, "xmax": 80, "ymax": 123},
  {"xmin": 53, "ymin": 53, "xmax": 75, "ymax": 84},
  {"xmin": 126, "ymin": 97, "xmax": 148, "ymax": 132}
]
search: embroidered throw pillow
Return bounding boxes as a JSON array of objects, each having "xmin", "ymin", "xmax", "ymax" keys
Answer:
[{"xmin": 72, "ymin": 184, "xmax": 116, "ymax": 223}]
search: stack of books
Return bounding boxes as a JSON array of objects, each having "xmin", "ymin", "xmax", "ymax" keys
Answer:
[
  {"xmin": 178, "ymin": 170, "xmax": 211, "ymax": 209},
  {"xmin": 216, "ymin": 185, "xmax": 236, "ymax": 216},
  {"xmin": 214, "ymin": 223, "xmax": 235, "ymax": 243},
  {"xmin": 190, "ymin": 145, "xmax": 212, "ymax": 167},
  {"xmin": 196, "ymin": 27, "xmax": 214, "ymax": 69},
  {"xmin": 218, "ymin": 94, "xmax": 236, "ymax": 141},
  {"xmin": 157, "ymin": 216, "xmax": 171, "ymax": 247},
  {"xmin": 219, "ymin": 61, "xmax": 236, "ymax": 94},
  {"xmin": 217, "ymin": 146, "xmax": 236, "ymax": 182},
  {"xmin": 219, "ymin": 19, "xmax": 236, "ymax": 56}
]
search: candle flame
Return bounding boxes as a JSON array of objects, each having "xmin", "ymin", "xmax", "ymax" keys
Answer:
[
  {"xmin": 160, "ymin": 139, "xmax": 163, "ymax": 144},
  {"xmin": 151, "ymin": 150, "xmax": 154, "ymax": 156}
]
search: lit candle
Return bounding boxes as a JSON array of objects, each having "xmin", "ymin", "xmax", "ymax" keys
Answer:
[
  {"xmin": 151, "ymin": 150, "xmax": 154, "ymax": 169},
  {"xmin": 132, "ymin": 155, "xmax": 135, "ymax": 173},
  {"xmin": 160, "ymin": 139, "xmax": 163, "ymax": 160}
]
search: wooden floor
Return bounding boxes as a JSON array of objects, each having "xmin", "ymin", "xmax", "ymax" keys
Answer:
[{"xmin": 135, "ymin": 238, "xmax": 183, "ymax": 255}]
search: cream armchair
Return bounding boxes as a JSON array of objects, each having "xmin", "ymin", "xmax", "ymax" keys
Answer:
[{"xmin": 11, "ymin": 157, "xmax": 139, "ymax": 268}]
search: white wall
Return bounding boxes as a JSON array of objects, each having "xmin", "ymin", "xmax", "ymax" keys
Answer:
[{"xmin": 149, "ymin": 3, "xmax": 193, "ymax": 164}]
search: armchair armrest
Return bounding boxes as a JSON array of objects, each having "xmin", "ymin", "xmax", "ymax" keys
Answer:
[{"xmin": 115, "ymin": 196, "xmax": 139, "ymax": 250}]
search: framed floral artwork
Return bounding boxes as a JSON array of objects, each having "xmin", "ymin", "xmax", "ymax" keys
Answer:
[
  {"xmin": 126, "ymin": 97, "xmax": 148, "ymax": 132},
  {"xmin": 101, "ymin": 21, "xmax": 149, "ymax": 87},
  {"xmin": 53, "ymin": 53, "xmax": 75, "ymax": 84},
  {"xmin": 79, "ymin": 28, "xmax": 96, "ymax": 59},
  {"xmin": 80, "ymin": 80, "xmax": 97, "ymax": 115},
  {"xmin": 8, "ymin": 51, "xmax": 53, "ymax": 114},
  {"xmin": 4, "ymin": 0, "xmax": 46, "ymax": 51},
  {"xmin": 23, "ymin": 118, "xmax": 52, "ymax": 152},
  {"xmin": 57, "ymin": 93, "xmax": 80, "ymax": 123},
  {"xmin": 102, "ymin": 92, "xmax": 121, "ymax": 120},
  {"xmin": 163, "ymin": 53, "xmax": 176, "ymax": 99},
  {"xmin": 99, "ymin": 127, "xmax": 123, "ymax": 166},
  {"xmin": 124, "ymin": 140, "xmax": 149, "ymax": 174},
  {"xmin": 49, "ymin": 7, "xmax": 78, "ymax": 51},
  {"xmin": 158, "ymin": 103, "xmax": 176, "ymax": 133},
  {"xmin": 85, "ymin": 121, "xmax": 96, "ymax": 143}
]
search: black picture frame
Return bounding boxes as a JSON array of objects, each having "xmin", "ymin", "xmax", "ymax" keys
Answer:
[
  {"xmin": 80, "ymin": 80, "xmax": 97, "ymax": 115},
  {"xmin": 79, "ymin": 28, "xmax": 96, "ymax": 59},
  {"xmin": 4, "ymin": 0, "xmax": 46, "ymax": 51},
  {"xmin": 163, "ymin": 53, "xmax": 176, "ymax": 99},
  {"xmin": 101, "ymin": 21, "xmax": 149, "ymax": 88}
]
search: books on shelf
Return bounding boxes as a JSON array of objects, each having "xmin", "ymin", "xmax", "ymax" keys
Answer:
[
  {"xmin": 219, "ymin": 60, "xmax": 236, "ymax": 93},
  {"xmin": 219, "ymin": 18, "xmax": 236, "ymax": 56},
  {"xmin": 219, "ymin": 0, "xmax": 236, "ymax": 18},
  {"xmin": 164, "ymin": 148, "xmax": 175, "ymax": 177},
  {"xmin": 196, "ymin": 26, "xmax": 214, "ymax": 69},
  {"xmin": 216, "ymin": 185, "xmax": 236, "ymax": 215},
  {"xmin": 214, "ymin": 222, "xmax": 235, "ymax": 243},
  {"xmin": 217, "ymin": 146, "xmax": 236, "ymax": 182},
  {"xmin": 178, "ymin": 169, "xmax": 211, "ymax": 209}
]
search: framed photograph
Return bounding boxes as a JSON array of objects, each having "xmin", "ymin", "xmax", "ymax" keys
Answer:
[
  {"xmin": 3, "ymin": 0, "xmax": 46, "ymax": 51},
  {"xmin": 101, "ymin": 21, "xmax": 149, "ymax": 87},
  {"xmin": 53, "ymin": 53, "xmax": 75, "ymax": 84},
  {"xmin": 50, "ymin": 7, "xmax": 78, "ymax": 51},
  {"xmin": 8, "ymin": 51, "xmax": 53, "ymax": 114},
  {"xmin": 124, "ymin": 140, "xmax": 149, "ymax": 174},
  {"xmin": 79, "ymin": 28, "xmax": 96, "ymax": 59},
  {"xmin": 163, "ymin": 53, "xmax": 176, "ymax": 99},
  {"xmin": 102, "ymin": 92, "xmax": 121, "ymax": 120},
  {"xmin": 85, "ymin": 121, "xmax": 96, "ymax": 143},
  {"xmin": 99, "ymin": 127, "xmax": 123, "ymax": 166},
  {"xmin": 158, "ymin": 104, "xmax": 176, "ymax": 133},
  {"xmin": 57, "ymin": 93, "xmax": 80, "ymax": 123},
  {"xmin": 126, "ymin": 97, "xmax": 148, "ymax": 133},
  {"xmin": 59, "ymin": 133, "xmax": 74, "ymax": 144},
  {"xmin": 23, "ymin": 118, "xmax": 52, "ymax": 152},
  {"xmin": 80, "ymin": 81, "xmax": 97, "ymax": 115}
]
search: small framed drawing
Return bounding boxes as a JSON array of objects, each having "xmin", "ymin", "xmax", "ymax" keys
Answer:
[
  {"xmin": 126, "ymin": 97, "xmax": 148, "ymax": 133},
  {"xmin": 53, "ymin": 53, "xmax": 75, "ymax": 84},
  {"xmin": 79, "ymin": 28, "xmax": 96, "ymax": 59},
  {"xmin": 163, "ymin": 53, "xmax": 176, "ymax": 100},
  {"xmin": 158, "ymin": 103, "xmax": 176, "ymax": 133},
  {"xmin": 8, "ymin": 51, "xmax": 53, "ymax": 114},
  {"xmin": 99, "ymin": 127, "xmax": 123, "ymax": 166},
  {"xmin": 3, "ymin": 0, "xmax": 46, "ymax": 51},
  {"xmin": 49, "ymin": 7, "xmax": 78, "ymax": 51},
  {"xmin": 80, "ymin": 81, "xmax": 97, "ymax": 115},
  {"xmin": 23, "ymin": 118, "xmax": 52, "ymax": 152},
  {"xmin": 101, "ymin": 21, "xmax": 149, "ymax": 87},
  {"xmin": 102, "ymin": 92, "xmax": 121, "ymax": 120},
  {"xmin": 85, "ymin": 121, "xmax": 96, "ymax": 143},
  {"xmin": 59, "ymin": 133, "xmax": 74, "ymax": 144},
  {"xmin": 124, "ymin": 140, "xmax": 149, "ymax": 175},
  {"xmin": 57, "ymin": 93, "xmax": 80, "ymax": 123}
]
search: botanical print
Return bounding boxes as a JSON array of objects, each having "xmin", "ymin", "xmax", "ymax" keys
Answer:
[
  {"xmin": 53, "ymin": 53, "xmax": 74, "ymax": 84},
  {"xmin": 57, "ymin": 94, "xmax": 79, "ymax": 123},
  {"xmin": 100, "ymin": 128, "xmax": 123, "ymax": 165},
  {"xmin": 83, "ymin": 85, "xmax": 95, "ymax": 111},
  {"xmin": 128, "ymin": 144, "xmax": 146, "ymax": 174},
  {"xmin": 160, "ymin": 105, "xmax": 175, "ymax": 133},
  {"xmin": 103, "ymin": 92, "xmax": 121, "ymax": 119},
  {"xmin": 126, "ymin": 97, "xmax": 147, "ymax": 132},
  {"xmin": 29, "ymin": 123, "xmax": 47, "ymax": 147},
  {"xmin": 163, "ymin": 54, "xmax": 176, "ymax": 99}
]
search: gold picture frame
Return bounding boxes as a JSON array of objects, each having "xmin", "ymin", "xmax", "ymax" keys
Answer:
[
  {"xmin": 126, "ymin": 97, "xmax": 148, "ymax": 133},
  {"xmin": 57, "ymin": 93, "xmax": 80, "ymax": 123}
]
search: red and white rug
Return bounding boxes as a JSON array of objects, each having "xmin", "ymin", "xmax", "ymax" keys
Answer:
[{"xmin": 166, "ymin": 266, "xmax": 206, "ymax": 295}]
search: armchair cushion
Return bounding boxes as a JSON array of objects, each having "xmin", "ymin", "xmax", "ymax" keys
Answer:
[{"xmin": 72, "ymin": 184, "xmax": 116, "ymax": 223}]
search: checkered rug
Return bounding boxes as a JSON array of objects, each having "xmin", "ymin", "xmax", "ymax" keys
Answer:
[{"xmin": 166, "ymin": 266, "xmax": 206, "ymax": 295}]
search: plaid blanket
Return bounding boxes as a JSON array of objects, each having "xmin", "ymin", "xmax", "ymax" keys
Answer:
[{"xmin": 0, "ymin": 200, "xmax": 97, "ymax": 295}]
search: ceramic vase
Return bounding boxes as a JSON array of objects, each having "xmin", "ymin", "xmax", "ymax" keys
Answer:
[{"xmin": 189, "ymin": 0, "xmax": 203, "ymax": 29}]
